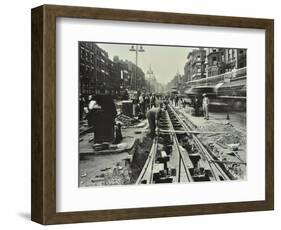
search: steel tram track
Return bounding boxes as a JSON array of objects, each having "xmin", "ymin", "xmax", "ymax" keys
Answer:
[
  {"xmin": 167, "ymin": 105, "xmax": 230, "ymax": 181},
  {"xmin": 136, "ymin": 104, "xmax": 231, "ymax": 184}
]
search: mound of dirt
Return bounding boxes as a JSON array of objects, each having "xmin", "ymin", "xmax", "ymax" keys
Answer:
[{"xmin": 130, "ymin": 136, "xmax": 153, "ymax": 183}]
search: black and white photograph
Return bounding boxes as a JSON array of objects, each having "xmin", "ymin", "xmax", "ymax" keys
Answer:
[{"xmin": 78, "ymin": 42, "xmax": 247, "ymax": 187}]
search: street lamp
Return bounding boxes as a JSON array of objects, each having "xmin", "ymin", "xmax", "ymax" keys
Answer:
[
  {"xmin": 129, "ymin": 45, "xmax": 145, "ymax": 90},
  {"xmin": 147, "ymin": 65, "xmax": 153, "ymax": 93}
]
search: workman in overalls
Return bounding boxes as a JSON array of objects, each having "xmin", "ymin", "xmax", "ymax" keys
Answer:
[{"xmin": 146, "ymin": 103, "xmax": 165, "ymax": 137}]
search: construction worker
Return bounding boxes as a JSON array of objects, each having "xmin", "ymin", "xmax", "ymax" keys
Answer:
[
  {"xmin": 194, "ymin": 96, "xmax": 200, "ymax": 116},
  {"xmin": 202, "ymin": 93, "xmax": 209, "ymax": 120},
  {"xmin": 138, "ymin": 93, "xmax": 145, "ymax": 118},
  {"xmin": 113, "ymin": 121, "xmax": 123, "ymax": 144},
  {"xmin": 150, "ymin": 94, "xmax": 156, "ymax": 108},
  {"xmin": 146, "ymin": 103, "xmax": 165, "ymax": 137},
  {"xmin": 175, "ymin": 95, "xmax": 179, "ymax": 107}
]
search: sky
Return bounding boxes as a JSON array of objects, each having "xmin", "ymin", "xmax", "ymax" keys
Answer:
[{"xmin": 98, "ymin": 43, "xmax": 192, "ymax": 84}]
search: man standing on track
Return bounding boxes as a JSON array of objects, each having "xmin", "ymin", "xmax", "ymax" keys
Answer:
[{"xmin": 202, "ymin": 93, "xmax": 209, "ymax": 120}]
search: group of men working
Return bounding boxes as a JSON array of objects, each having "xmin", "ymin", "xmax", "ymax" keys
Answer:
[
  {"xmin": 135, "ymin": 92, "xmax": 157, "ymax": 118},
  {"xmin": 146, "ymin": 93, "xmax": 210, "ymax": 138},
  {"xmin": 79, "ymin": 91, "xmax": 210, "ymax": 142}
]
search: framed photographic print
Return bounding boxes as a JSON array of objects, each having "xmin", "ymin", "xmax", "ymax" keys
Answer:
[{"xmin": 31, "ymin": 4, "xmax": 274, "ymax": 225}]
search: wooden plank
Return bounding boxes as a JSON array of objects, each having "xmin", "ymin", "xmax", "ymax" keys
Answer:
[
  {"xmin": 211, "ymin": 160, "xmax": 247, "ymax": 165},
  {"xmin": 135, "ymin": 139, "xmax": 157, "ymax": 184},
  {"xmin": 159, "ymin": 129, "xmax": 226, "ymax": 135}
]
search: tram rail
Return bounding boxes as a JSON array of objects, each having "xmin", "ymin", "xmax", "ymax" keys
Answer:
[{"xmin": 136, "ymin": 104, "xmax": 240, "ymax": 184}]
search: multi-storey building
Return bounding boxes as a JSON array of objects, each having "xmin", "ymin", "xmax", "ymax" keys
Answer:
[
  {"xmin": 126, "ymin": 60, "xmax": 146, "ymax": 91},
  {"xmin": 224, "ymin": 48, "xmax": 246, "ymax": 71},
  {"xmin": 184, "ymin": 48, "xmax": 207, "ymax": 82},
  {"xmin": 205, "ymin": 48, "xmax": 223, "ymax": 77},
  {"xmin": 182, "ymin": 47, "xmax": 247, "ymax": 85},
  {"xmin": 79, "ymin": 42, "xmax": 147, "ymax": 96},
  {"xmin": 183, "ymin": 60, "xmax": 192, "ymax": 82},
  {"xmin": 113, "ymin": 56, "xmax": 133, "ymax": 91},
  {"xmin": 206, "ymin": 48, "xmax": 247, "ymax": 77},
  {"xmin": 79, "ymin": 41, "xmax": 112, "ymax": 95}
]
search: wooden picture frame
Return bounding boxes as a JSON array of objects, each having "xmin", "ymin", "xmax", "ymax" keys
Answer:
[{"xmin": 31, "ymin": 4, "xmax": 274, "ymax": 225}]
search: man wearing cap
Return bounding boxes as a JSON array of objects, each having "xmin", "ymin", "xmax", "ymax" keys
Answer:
[{"xmin": 202, "ymin": 93, "xmax": 209, "ymax": 120}]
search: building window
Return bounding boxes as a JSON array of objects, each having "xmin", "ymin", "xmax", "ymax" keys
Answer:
[{"xmin": 212, "ymin": 56, "xmax": 217, "ymax": 65}]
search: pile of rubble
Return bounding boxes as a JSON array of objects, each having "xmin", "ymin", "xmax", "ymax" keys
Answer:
[
  {"xmin": 198, "ymin": 122, "xmax": 246, "ymax": 147},
  {"xmin": 130, "ymin": 136, "xmax": 153, "ymax": 182},
  {"xmin": 196, "ymin": 121, "xmax": 247, "ymax": 180},
  {"xmin": 103, "ymin": 165, "xmax": 132, "ymax": 186},
  {"xmin": 116, "ymin": 113, "xmax": 139, "ymax": 127},
  {"xmin": 90, "ymin": 162, "xmax": 132, "ymax": 186}
]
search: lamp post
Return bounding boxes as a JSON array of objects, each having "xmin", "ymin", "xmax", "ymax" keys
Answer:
[
  {"xmin": 129, "ymin": 45, "xmax": 145, "ymax": 91},
  {"xmin": 147, "ymin": 65, "xmax": 153, "ymax": 93}
]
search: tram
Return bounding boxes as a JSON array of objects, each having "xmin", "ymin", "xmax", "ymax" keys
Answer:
[{"xmin": 184, "ymin": 77, "xmax": 246, "ymax": 112}]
